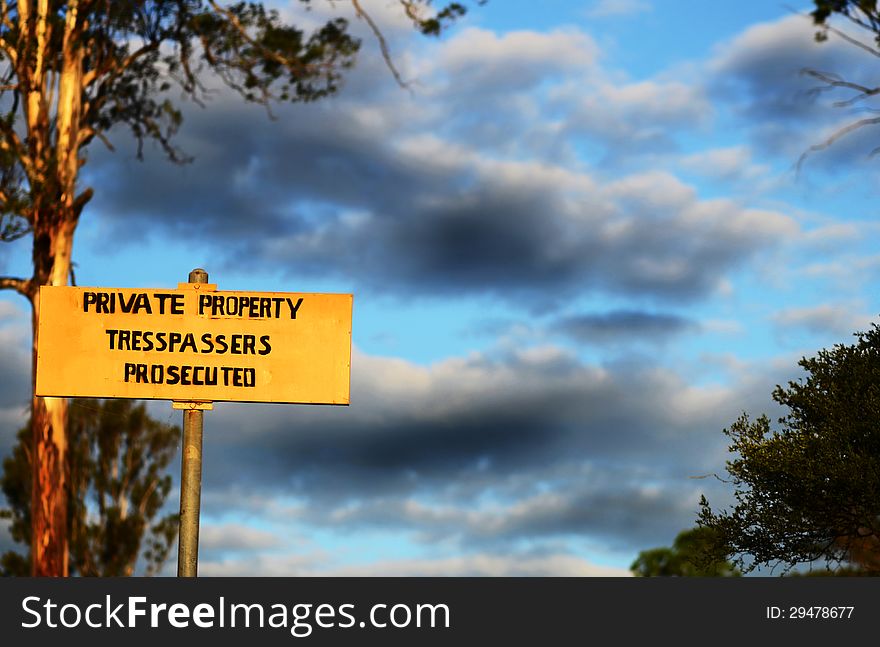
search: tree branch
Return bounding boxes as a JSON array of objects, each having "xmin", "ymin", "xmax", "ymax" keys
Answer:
[
  {"xmin": 76, "ymin": 122, "xmax": 113, "ymax": 151},
  {"xmin": 802, "ymin": 68, "xmax": 880, "ymax": 107},
  {"xmin": 833, "ymin": 5, "xmax": 880, "ymax": 44},
  {"xmin": 137, "ymin": 478, "xmax": 159, "ymax": 518},
  {"xmin": 0, "ymin": 1, "xmax": 17, "ymax": 65},
  {"xmin": 0, "ymin": 275, "xmax": 31, "ymax": 298},
  {"xmin": 820, "ymin": 19, "xmax": 880, "ymax": 58},
  {"xmin": 798, "ymin": 116, "xmax": 880, "ymax": 171},
  {"xmin": 352, "ymin": 0, "xmax": 411, "ymax": 90},
  {"xmin": 82, "ymin": 41, "xmax": 159, "ymax": 89},
  {"xmin": 206, "ymin": 0, "xmax": 321, "ymax": 77},
  {"xmin": 0, "ymin": 116, "xmax": 35, "ymax": 182},
  {"xmin": 0, "ymin": 0, "xmax": 12, "ymax": 29}
]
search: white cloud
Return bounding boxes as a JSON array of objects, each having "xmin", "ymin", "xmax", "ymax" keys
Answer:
[
  {"xmin": 701, "ymin": 319, "xmax": 745, "ymax": 336},
  {"xmin": 197, "ymin": 551, "xmax": 330, "ymax": 577},
  {"xmin": 438, "ymin": 27, "xmax": 599, "ymax": 85},
  {"xmin": 601, "ymin": 79, "xmax": 709, "ymax": 125},
  {"xmin": 560, "ymin": 79, "xmax": 712, "ymax": 152},
  {"xmin": 327, "ymin": 553, "xmax": 631, "ymax": 577},
  {"xmin": 200, "ymin": 523, "xmax": 284, "ymax": 552},
  {"xmin": 587, "ymin": 0, "xmax": 652, "ymax": 18},
  {"xmin": 681, "ymin": 146, "xmax": 771, "ymax": 184},
  {"xmin": 0, "ymin": 299, "xmax": 26, "ymax": 323},
  {"xmin": 802, "ymin": 222, "xmax": 861, "ymax": 246},
  {"xmin": 771, "ymin": 304, "xmax": 874, "ymax": 336},
  {"xmin": 796, "ymin": 254, "xmax": 880, "ymax": 298},
  {"xmin": 197, "ymin": 549, "xmax": 630, "ymax": 577}
]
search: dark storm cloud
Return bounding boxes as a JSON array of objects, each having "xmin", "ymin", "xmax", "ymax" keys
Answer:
[
  {"xmin": 0, "ymin": 518, "xmax": 18, "ymax": 557},
  {"xmin": 201, "ymin": 348, "xmax": 726, "ymax": 495},
  {"xmin": 81, "ymin": 21, "xmax": 795, "ymax": 304},
  {"xmin": 188, "ymin": 346, "xmax": 790, "ymax": 551},
  {"xmin": 87, "ymin": 100, "xmax": 416, "ymax": 240},
  {"xmin": 711, "ymin": 14, "xmax": 880, "ymax": 165},
  {"xmin": 0, "ymin": 312, "xmax": 29, "ymax": 407},
  {"xmin": 554, "ymin": 310, "xmax": 696, "ymax": 344},
  {"xmin": 0, "ymin": 301, "xmax": 31, "ymax": 458},
  {"xmin": 297, "ymin": 470, "xmax": 706, "ymax": 553},
  {"xmin": 86, "ymin": 98, "xmax": 795, "ymax": 302},
  {"xmin": 712, "ymin": 15, "xmax": 860, "ymax": 118}
]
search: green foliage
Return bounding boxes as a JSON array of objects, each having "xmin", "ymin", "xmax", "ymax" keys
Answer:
[
  {"xmin": 811, "ymin": 2, "xmax": 880, "ymax": 45},
  {"xmin": 699, "ymin": 325, "xmax": 880, "ymax": 574},
  {"xmin": 0, "ymin": 1, "xmax": 479, "ymax": 206},
  {"xmin": 630, "ymin": 527, "xmax": 741, "ymax": 577},
  {"xmin": 812, "ymin": 1, "xmax": 877, "ymax": 25},
  {"xmin": 1, "ymin": 399, "xmax": 179, "ymax": 576},
  {"xmin": 812, "ymin": 1, "xmax": 855, "ymax": 24},
  {"xmin": 406, "ymin": 2, "xmax": 485, "ymax": 37},
  {"xmin": 60, "ymin": 1, "xmax": 361, "ymax": 161}
]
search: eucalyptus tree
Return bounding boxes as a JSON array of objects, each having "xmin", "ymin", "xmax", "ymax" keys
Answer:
[
  {"xmin": 0, "ymin": 0, "xmax": 478, "ymax": 575},
  {"xmin": 2, "ymin": 398, "xmax": 179, "ymax": 576}
]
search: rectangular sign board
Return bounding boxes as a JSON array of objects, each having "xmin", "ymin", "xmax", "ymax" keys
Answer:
[{"xmin": 35, "ymin": 285, "xmax": 352, "ymax": 405}]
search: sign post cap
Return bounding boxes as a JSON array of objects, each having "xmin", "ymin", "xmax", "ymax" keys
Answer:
[{"xmin": 188, "ymin": 268, "xmax": 209, "ymax": 284}]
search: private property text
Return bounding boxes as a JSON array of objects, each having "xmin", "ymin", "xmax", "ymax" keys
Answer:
[{"xmin": 80, "ymin": 290, "xmax": 305, "ymax": 389}]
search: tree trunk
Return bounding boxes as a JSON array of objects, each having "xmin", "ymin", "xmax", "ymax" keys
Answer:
[
  {"xmin": 26, "ymin": 0, "xmax": 86, "ymax": 577},
  {"xmin": 29, "ymin": 214, "xmax": 76, "ymax": 576},
  {"xmin": 30, "ymin": 387, "xmax": 68, "ymax": 577}
]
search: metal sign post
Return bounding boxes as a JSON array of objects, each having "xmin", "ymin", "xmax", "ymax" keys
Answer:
[{"xmin": 177, "ymin": 268, "xmax": 208, "ymax": 577}]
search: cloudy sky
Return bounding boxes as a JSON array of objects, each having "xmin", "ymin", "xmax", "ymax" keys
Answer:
[{"xmin": 2, "ymin": 0, "xmax": 880, "ymax": 576}]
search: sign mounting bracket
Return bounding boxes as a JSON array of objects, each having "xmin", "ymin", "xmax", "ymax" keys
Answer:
[{"xmin": 172, "ymin": 280, "xmax": 217, "ymax": 411}]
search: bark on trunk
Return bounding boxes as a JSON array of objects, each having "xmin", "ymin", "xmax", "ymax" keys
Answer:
[
  {"xmin": 30, "ymin": 390, "xmax": 68, "ymax": 576},
  {"xmin": 26, "ymin": 0, "xmax": 85, "ymax": 577},
  {"xmin": 29, "ymin": 214, "xmax": 76, "ymax": 576}
]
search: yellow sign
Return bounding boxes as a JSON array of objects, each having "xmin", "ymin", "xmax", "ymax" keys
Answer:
[{"xmin": 35, "ymin": 285, "xmax": 352, "ymax": 405}]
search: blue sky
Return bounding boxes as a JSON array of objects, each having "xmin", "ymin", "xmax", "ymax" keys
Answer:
[{"xmin": 2, "ymin": 0, "xmax": 879, "ymax": 575}]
